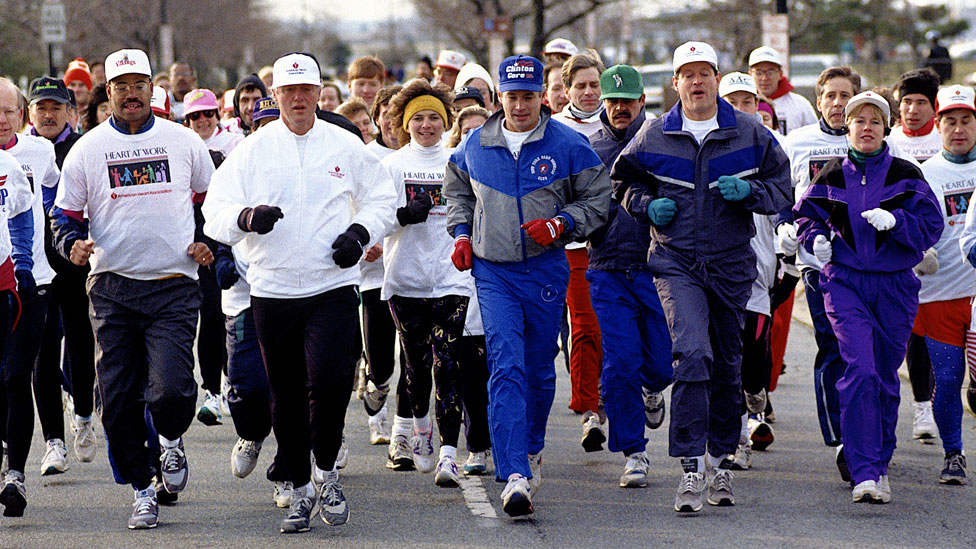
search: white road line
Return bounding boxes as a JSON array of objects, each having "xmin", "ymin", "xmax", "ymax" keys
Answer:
[{"xmin": 459, "ymin": 476, "xmax": 498, "ymax": 519}]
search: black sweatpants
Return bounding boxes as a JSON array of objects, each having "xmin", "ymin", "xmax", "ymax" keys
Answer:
[
  {"xmin": 740, "ymin": 311, "xmax": 772, "ymax": 414},
  {"xmin": 197, "ymin": 264, "xmax": 226, "ymax": 394},
  {"xmin": 458, "ymin": 335, "xmax": 491, "ymax": 453},
  {"xmin": 55, "ymin": 269, "xmax": 95, "ymax": 418},
  {"xmin": 906, "ymin": 333, "xmax": 934, "ymax": 402},
  {"xmin": 34, "ymin": 288, "xmax": 64, "ymax": 441},
  {"xmin": 361, "ymin": 288, "xmax": 410, "ymax": 417},
  {"xmin": 251, "ymin": 286, "xmax": 361, "ymax": 486}
]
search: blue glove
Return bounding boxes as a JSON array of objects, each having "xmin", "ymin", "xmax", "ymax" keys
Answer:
[
  {"xmin": 968, "ymin": 243, "xmax": 976, "ymax": 268},
  {"xmin": 213, "ymin": 257, "xmax": 240, "ymax": 290},
  {"xmin": 15, "ymin": 269, "xmax": 36, "ymax": 297},
  {"xmin": 717, "ymin": 175, "xmax": 751, "ymax": 202},
  {"xmin": 647, "ymin": 198, "xmax": 677, "ymax": 226}
]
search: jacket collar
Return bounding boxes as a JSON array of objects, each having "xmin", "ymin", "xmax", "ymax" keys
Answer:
[
  {"xmin": 480, "ymin": 105, "xmax": 552, "ymax": 149},
  {"xmin": 109, "ymin": 114, "xmax": 155, "ymax": 135},
  {"xmin": 662, "ymin": 97, "xmax": 738, "ymax": 135}
]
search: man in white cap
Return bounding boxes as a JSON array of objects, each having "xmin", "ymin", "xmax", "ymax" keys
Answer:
[
  {"xmin": 748, "ymin": 46, "xmax": 817, "ymax": 135},
  {"xmin": 542, "ymin": 38, "xmax": 578, "ymax": 66},
  {"xmin": 433, "ymin": 50, "xmax": 466, "ymax": 89},
  {"xmin": 612, "ymin": 41, "xmax": 791, "ymax": 513},
  {"xmin": 50, "ymin": 48, "xmax": 216, "ymax": 529},
  {"xmin": 203, "ymin": 51, "xmax": 397, "ymax": 534}
]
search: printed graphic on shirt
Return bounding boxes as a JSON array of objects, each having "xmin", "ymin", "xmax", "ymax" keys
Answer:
[
  {"xmin": 107, "ymin": 156, "xmax": 170, "ymax": 188},
  {"xmin": 945, "ymin": 190, "xmax": 970, "ymax": 217},
  {"xmin": 0, "ymin": 174, "xmax": 7, "ymax": 208},
  {"xmin": 19, "ymin": 165, "xmax": 34, "ymax": 193},
  {"xmin": 404, "ymin": 170, "xmax": 445, "ymax": 206},
  {"xmin": 809, "ymin": 156, "xmax": 841, "ymax": 180}
]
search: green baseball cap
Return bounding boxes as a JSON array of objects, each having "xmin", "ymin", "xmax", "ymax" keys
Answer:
[{"xmin": 600, "ymin": 64, "xmax": 643, "ymax": 100}]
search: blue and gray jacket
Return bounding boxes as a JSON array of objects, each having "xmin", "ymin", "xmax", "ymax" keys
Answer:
[
  {"xmin": 588, "ymin": 109, "xmax": 650, "ymax": 271},
  {"xmin": 612, "ymin": 98, "xmax": 792, "ymax": 262},
  {"xmin": 444, "ymin": 108, "xmax": 610, "ymax": 263}
]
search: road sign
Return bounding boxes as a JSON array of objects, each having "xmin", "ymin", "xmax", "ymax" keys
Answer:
[
  {"xmin": 41, "ymin": 0, "xmax": 66, "ymax": 44},
  {"xmin": 761, "ymin": 13, "xmax": 790, "ymax": 76}
]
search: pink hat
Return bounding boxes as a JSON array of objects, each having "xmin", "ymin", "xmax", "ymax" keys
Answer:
[{"xmin": 183, "ymin": 88, "xmax": 219, "ymax": 115}]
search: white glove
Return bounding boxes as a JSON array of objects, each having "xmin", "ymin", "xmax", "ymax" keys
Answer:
[
  {"xmin": 813, "ymin": 234, "xmax": 833, "ymax": 263},
  {"xmin": 861, "ymin": 208, "xmax": 896, "ymax": 231},
  {"xmin": 913, "ymin": 247, "xmax": 939, "ymax": 276},
  {"xmin": 777, "ymin": 223, "xmax": 799, "ymax": 256}
]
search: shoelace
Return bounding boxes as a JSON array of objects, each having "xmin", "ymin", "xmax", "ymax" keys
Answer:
[
  {"xmin": 162, "ymin": 447, "xmax": 184, "ymax": 471},
  {"xmin": 240, "ymin": 441, "xmax": 260, "ymax": 460},
  {"xmin": 680, "ymin": 472, "xmax": 703, "ymax": 493},
  {"xmin": 626, "ymin": 455, "xmax": 649, "ymax": 473},
  {"xmin": 394, "ymin": 437, "xmax": 412, "ymax": 456},
  {"xmin": 321, "ymin": 481, "xmax": 344, "ymax": 506},
  {"xmin": 288, "ymin": 497, "xmax": 313, "ymax": 518},
  {"xmin": 948, "ymin": 454, "xmax": 967, "ymax": 471},
  {"xmin": 712, "ymin": 470, "xmax": 733, "ymax": 492},
  {"xmin": 133, "ymin": 495, "xmax": 155, "ymax": 515}
]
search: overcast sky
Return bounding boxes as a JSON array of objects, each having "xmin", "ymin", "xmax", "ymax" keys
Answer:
[{"xmin": 265, "ymin": 0, "xmax": 415, "ymax": 22}]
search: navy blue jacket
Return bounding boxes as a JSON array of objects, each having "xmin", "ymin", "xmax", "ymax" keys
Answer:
[{"xmin": 588, "ymin": 110, "xmax": 651, "ymax": 271}]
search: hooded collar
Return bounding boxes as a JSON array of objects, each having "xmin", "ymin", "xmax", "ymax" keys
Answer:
[
  {"xmin": 30, "ymin": 123, "xmax": 74, "ymax": 144},
  {"xmin": 233, "ymin": 74, "xmax": 269, "ymax": 129}
]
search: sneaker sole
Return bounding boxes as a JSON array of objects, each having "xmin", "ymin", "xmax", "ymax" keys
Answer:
[
  {"xmin": 127, "ymin": 520, "xmax": 158, "ymax": 529},
  {"xmin": 729, "ymin": 462, "xmax": 749, "ymax": 471},
  {"xmin": 386, "ymin": 458, "xmax": 415, "ymax": 471},
  {"xmin": 581, "ymin": 428, "xmax": 606, "ymax": 452},
  {"xmin": 619, "ymin": 476, "xmax": 648, "ymax": 488},
  {"xmin": 503, "ymin": 493, "xmax": 533, "ymax": 517},
  {"xmin": 197, "ymin": 408, "xmax": 221, "ymax": 426},
  {"xmin": 280, "ymin": 523, "xmax": 310, "ymax": 534},
  {"xmin": 707, "ymin": 493, "xmax": 734, "ymax": 506},
  {"xmin": 750, "ymin": 424, "xmax": 774, "ymax": 451},
  {"xmin": 369, "ymin": 435, "xmax": 391, "ymax": 445},
  {"xmin": 939, "ymin": 476, "xmax": 967, "ymax": 485},
  {"xmin": 852, "ymin": 493, "xmax": 878, "ymax": 503},
  {"xmin": 463, "ymin": 466, "xmax": 487, "ymax": 476},
  {"xmin": 435, "ymin": 474, "xmax": 460, "ymax": 488},
  {"xmin": 41, "ymin": 465, "xmax": 68, "ymax": 476},
  {"xmin": 0, "ymin": 485, "xmax": 27, "ymax": 517},
  {"xmin": 674, "ymin": 500, "xmax": 703, "ymax": 513}
]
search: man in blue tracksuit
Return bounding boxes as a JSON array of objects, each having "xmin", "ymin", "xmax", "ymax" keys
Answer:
[
  {"xmin": 587, "ymin": 64, "xmax": 672, "ymax": 489},
  {"xmin": 612, "ymin": 42, "xmax": 791, "ymax": 513},
  {"xmin": 443, "ymin": 55, "xmax": 610, "ymax": 518}
]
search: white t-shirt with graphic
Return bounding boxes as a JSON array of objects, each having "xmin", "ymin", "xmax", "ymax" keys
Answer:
[
  {"xmin": 6, "ymin": 135, "xmax": 59, "ymax": 285},
  {"xmin": 919, "ymin": 153, "xmax": 976, "ymax": 303}
]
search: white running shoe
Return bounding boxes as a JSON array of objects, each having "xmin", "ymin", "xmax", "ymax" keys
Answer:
[
  {"xmin": 70, "ymin": 417, "xmax": 96, "ymax": 463},
  {"xmin": 706, "ymin": 459, "xmax": 735, "ymax": 506},
  {"xmin": 501, "ymin": 474, "xmax": 533, "ymax": 517},
  {"xmin": 463, "ymin": 450, "xmax": 489, "ymax": 476},
  {"xmin": 411, "ymin": 429, "xmax": 435, "ymax": 473},
  {"xmin": 619, "ymin": 451, "xmax": 650, "ymax": 488},
  {"xmin": 335, "ymin": 437, "xmax": 349, "ymax": 469},
  {"xmin": 40, "ymin": 439, "xmax": 69, "ymax": 476},
  {"xmin": 731, "ymin": 437, "xmax": 752, "ymax": 471},
  {"xmin": 127, "ymin": 485, "xmax": 158, "ymax": 529},
  {"xmin": 159, "ymin": 438, "xmax": 188, "ymax": 493},
  {"xmin": 642, "ymin": 388, "xmax": 666, "ymax": 429},
  {"xmin": 528, "ymin": 452, "xmax": 542, "ymax": 496},
  {"xmin": 231, "ymin": 438, "xmax": 263, "ymax": 478},
  {"xmin": 273, "ymin": 481, "xmax": 294, "ymax": 508},
  {"xmin": 354, "ymin": 359, "xmax": 367, "ymax": 400},
  {"xmin": 434, "ymin": 455, "xmax": 461, "ymax": 487},
  {"xmin": 580, "ymin": 410, "xmax": 606, "ymax": 452},
  {"xmin": 877, "ymin": 474, "xmax": 891, "ymax": 503},
  {"xmin": 852, "ymin": 479, "xmax": 881, "ymax": 503},
  {"xmin": 196, "ymin": 391, "xmax": 222, "ymax": 426},
  {"xmin": 367, "ymin": 405, "xmax": 391, "ymax": 445},
  {"xmin": 912, "ymin": 400, "xmax": 938, "ymax": 442},
  {"xmin": 386, "ymin": 435, "xmax": 415, "ymax": 471}
]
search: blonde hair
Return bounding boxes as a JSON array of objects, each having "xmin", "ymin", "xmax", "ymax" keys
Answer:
[
  {"xmin": 447, "ymin": 105, "xmax": 491, "ymax": 148},
  {"xmin": 845, "ymin": 103, "xmax": 888, "ymax": 128}
]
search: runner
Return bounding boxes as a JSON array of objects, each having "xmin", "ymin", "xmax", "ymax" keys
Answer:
[
  {"xmin": 747, "ymin": 46, "xmax": 817, "ymax": 135},
  {"xmin": 433, "ymin": 51, "xmax": 465, "ymax": 89}
]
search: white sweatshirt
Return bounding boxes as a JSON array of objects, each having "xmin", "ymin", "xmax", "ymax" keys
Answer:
[
  {"xmin": 56, "ymin": 117, "xmax": 214, "ymax": 280},
  {"xmin": 204, "ymin": 126, "xmax": 244, "ymax": 159},
  {"xmin": 361, "ymin": 139, "xmax": 397, "ymax": 292},
  {"xmin": 769, "ymin": 92, "xmax": 818, "ymax": 135},
  {"xmin": 380, "ymin": 141, "xmax": 471, "ymax": 300},
  {"xmin": 888, "ymin": 126, "xmax": 942, "ymax": 162},
  {"xmin": 203, "ymin": 118, "xmax": 397, "ymax": 299},
  {"xmin": 923, "ymin": 154, "xmax": 976, "ymax": 303},
  {"xmin": 6, "ymin": 135, "xmax": 58, "ymax": 285},
  {"xmin": 747, "ymin": 213, "xmax": 776, "ymax": 316},
  {"xmin": 0, "ymin": 150, "xmax": 34, "ymax": 262}
]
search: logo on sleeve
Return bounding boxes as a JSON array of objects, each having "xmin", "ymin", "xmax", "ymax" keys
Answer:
[
  {"xmin": 530, "ymin": 155, "xmax": 557, "ymax": 181},
  {"xmin": 329, "ymin": 165, "xmax": 345, "ymax": 179}
]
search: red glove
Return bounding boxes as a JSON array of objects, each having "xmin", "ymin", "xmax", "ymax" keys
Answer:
[
  {"xmin": 521, "ymin": 217, "xmax": 565, "ymax": 246},
  {"xmin": 452, "ymin": 236, "xmax": 473, "ymax": 271}
]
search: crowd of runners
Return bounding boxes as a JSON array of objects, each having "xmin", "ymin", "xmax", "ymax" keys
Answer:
[{"xmin": 0, "ymin": 34, "xmax": 973, "ymax": 534}]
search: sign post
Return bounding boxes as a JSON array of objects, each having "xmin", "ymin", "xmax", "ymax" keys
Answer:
[
  {"xmin": 40, "ymin": 0, "xmax": 66, "ymax": 76},
  {"xmin": 761, "ymin": 13, "xmax": 790, "ymax": 77}
]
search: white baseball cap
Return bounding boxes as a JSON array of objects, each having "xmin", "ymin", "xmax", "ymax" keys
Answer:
[
  {"xmin": 719, "ymin": 72, "xmax": 758, "ymax": 97},
  {"xmin": 936, "ymin": 85, "xmax": 976, "ymax": 115},
  {"xmin": 845, "ymin": 91, "xmax": 891, "ymax": 123},
  {"xmin": 435, "ymin": 50, "xmax": 466, "ymax": 72},
  {"xmin": 272, "ymin": 53, "xmax": 321, "ymax": 89},
  {"xmin": 543, "ymin": 38, "xmax": 578, "ymax": 57},
  {"xmin": 104, "ymin": 49, "xmax": 152, "ymax": 82},
  {"xmin": 748, "ymin": 46, "xmax": 783, "ymax": 67},
  {"xmin": 673, "ymin": 42, "xmax": 718, "ymax": 73}
]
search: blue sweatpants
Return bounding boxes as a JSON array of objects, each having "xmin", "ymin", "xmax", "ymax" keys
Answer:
[
  {"xmin": 803, "ymin": 268, "xmax": 845, "ymax": 446},
  {"xmin": 822, "ymin": 264, "xmax": 918, "ymax": 485},
  {"xmin": 226, "ymin": 308, "xmax": 272, "ymax": 444},
  {"xmin": 927, "ymin": 338, "xmax": 966, "ymax": 453},
  {"xmin": 587, "ymin": 269, "xmax": 672, "ymax": 456},
  {"xmin": 473, "ymin": 250, "xmax": 568, "ymax": 481}
]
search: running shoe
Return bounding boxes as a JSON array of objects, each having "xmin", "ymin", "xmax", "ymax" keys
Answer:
[
  {"xmin": 336, "ymin": 437, "xmax": 349, "ymax": 470},
  {"xmin": 411, "ymin": 428, "xmax": 435, "ymax": 473},
  {"xmin": 386, "ymin": 435, "xmax": 415, "ymax": 471},
  {"xmin": 367, "ymin": 405, "xmax": 391, "ymax": 445},
  {"xmin": 273, "ymin": 481, "xmax": 294, "ymax": 508},
  {"xmin": 231, "ymin": 438, "xmax": 263, "ymax": 478},
  {"xmin": 940, "ymin": 451, "xmax": 967, "ymax": 485},
  {"xmin": 71, "ymin": 417, "xmax": 97, "ymax": 463},
  {"xmin": 581, "ymin": 410, "xmax": 606, "ymax": 452},
  {"xmin": 835, "ymin": 445, "xmax": 851, "ymax": 483},
  {"xmin": 744, "ymin": 389, "xmax": 766, "ymax": 415},
  {"xmin": 501, "ymin": 474, "xmax": 533, "ymax": 517},
  {"xmin": 748, "ymin": 414, "xmax": 774, "ymax": 451},
  {"xmin": 196, "ymin": 391, "xmax": 222, "ymax": 426},
  {"xmin": 674, "ymin": 471, "xmax": 706, "ymax": 513},
  {"xmin": 528, "ymin": 452, "xmax": 542, "ymax": 495},
  {"xmin": 877, "ymin": 474, "xmax": 891, "ymax": 503},
  {"xmin": 0, "ymin": 470, "xmax": 26, "ymax": 517},
  {"xmin": 40, "ymin": 438, "xmax": 69, "ymax": 475},
  {"xmin": 463, "ymin": 450, "xmax": 489, "ymax": 476},
  {"xmin": 731, "ymin": 437, "xmax": 751, "ymax": 471},
  {"xmin": 280, "ymin": 489, "xmax": 314, "ymax": 534},
  {"xmin": 159, "ymin": 438, "xmax": 188, "ymax": 493},
  {"xmin": 354, "ymin": 358, "xmax": 367, "ymax": 400},
  {"xmin": 852, "ymin": 479, "xmax": 880, "ymax": 503},
  {"xmin": 318, "ymin": 470, "xmax": 349, "ymax": 526},
  {"xmin": 642, "ymin": 388, "xmax": 665, "ymax": 429},
  {"xmin": 912, "ymin": 400, "xmax": 938, "ymax": 442},
  {"xmin": 764, "ymin": 396, "xmax": 776, "ymax": 423},
  {"xmin": 619, "ymin": 451, "xmax": 649, "ymax": 488},
  {"xmin": 434, "ymin": 455, "xmax": 461, "ymax": 487},
  {"xmin": 127, "ymin": 485, "xmax": 158, "ymax": 529},
  {"xmin": 154, "ymin": 475, "xmax": 178, "ymax": 506},
  {"xmin": 363, "ymin": 380, "xmax": 390, "ymax": 416},
  {"xmin": 706, "ymin": 459, "xmax": 735, "ymax": 506}
]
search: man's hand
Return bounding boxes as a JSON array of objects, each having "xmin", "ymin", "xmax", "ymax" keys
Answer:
[
  {"xmin": 717, "ymin": 175, "xmax": 751, "ymax": 202},
  {"xmin": 364, "ymin": 244, "xmax": 383, "ymax": 263},
  {"xmin": 237, "ymin": 205, "xmax": 283, "ymax": 234},
  {"xmin": 70, "ymin": 239, "xmax": 94, "ymax": 266},
  {"xmin": 777, "ymin": 223, "xmax": 799, "ymax": 256},
  {"xmin": 521, "ymin": 217, "xmax": 565, "ymax": 246},
  {"xmin": 452, "ymin": 236, "xmax": 473, "ymax": 271},
  {"xmin": 813, "ymin": 234, "xmax": 832, "ymax": 263},
  {"xmin": 647, "ymin": 198, "xmax": 677, "ymax": 226},
  {"xmin": 15, "ymin": 269, "xmax": 36, "ymax": 297},
  {"xmin": 187, "ymin": 242, "xmax": 214, "ymax": 266}
]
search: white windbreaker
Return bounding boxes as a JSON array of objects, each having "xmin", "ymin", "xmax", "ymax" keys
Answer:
[
  {"xmin": 747, "ymin": 213, "xmax": 777, "ymax": 316},
  {"xmin": 203, "ymin": 118, "xmax": 397, "ymax": 299},
  {"xmin": 380, "ymin": 141, "xmax": 472, "ymax": 301},
  {"xmin": 0, "ymin": 150, "xmax": 34, "ymax": 261}
]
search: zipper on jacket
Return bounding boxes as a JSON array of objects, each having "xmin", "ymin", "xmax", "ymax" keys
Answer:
[{"xmin": 513, "ymin": 148, "xmax": 528, "ymax": 263}]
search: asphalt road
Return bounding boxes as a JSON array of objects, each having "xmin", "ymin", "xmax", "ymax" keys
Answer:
[{"xmin": 2, "ymin": 317, "xmax": 974, "ymax": 548}]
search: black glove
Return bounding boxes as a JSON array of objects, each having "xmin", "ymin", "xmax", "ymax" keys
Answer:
[
  {"xmin": 15, "ymin": 269, "xmax": 36, "ymax": 297},
  {"xmin": 396, "ymin": 193, "xmax": 434, "ymax": 226},
  {"xmin": 237, "ymin": 205, "xmax": 283, "ymax": 234},
  {"xmin": 331, "ymin": 223, "xmax": 370, "ymax": 268},
  {"xmin": 213, "ymin": 256, "xmax": 240, "ymax": 290}
]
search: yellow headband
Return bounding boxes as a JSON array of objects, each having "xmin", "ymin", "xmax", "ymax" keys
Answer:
[{"xmin": 403, "ymin": 95, "xmax": 448, "ymax": 132}]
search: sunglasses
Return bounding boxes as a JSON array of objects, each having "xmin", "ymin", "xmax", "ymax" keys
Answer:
[{"xmin": 187, "ymin": 110, "xmax": 216, "ymax": 121}]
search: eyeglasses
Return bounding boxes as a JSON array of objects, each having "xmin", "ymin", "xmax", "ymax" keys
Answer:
[
  {"xmin": 186, "ymin": 110, "xmax": 216, "ymax": 121},
  {"xmin": 750, "ymin": 68, "xmax": 781, "ymax": 79},
  {"xmin": 110, "ymin": 82, "xmax": 150, "ymax": 93}
]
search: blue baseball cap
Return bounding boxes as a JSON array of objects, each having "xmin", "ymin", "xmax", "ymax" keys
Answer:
[
  {"xmin": 498, "ymin": 55, "xmax": 544, "ymax": 93},
  {"xmin": 252, "ymin": 96, "xmax": 280, "ymax": 122}
]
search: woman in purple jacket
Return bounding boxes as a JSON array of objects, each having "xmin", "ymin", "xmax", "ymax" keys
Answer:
[{"xmin": 793, "ymin": 91, "xmax": 943, "ymax": 504}]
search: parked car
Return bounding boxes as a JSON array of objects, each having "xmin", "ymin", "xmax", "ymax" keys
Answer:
[
  {"xmin": 638, "ymin": 63, "xmax": 673, "ymax": 115},
  {"xmin": 789, "ymin": 54, "xmax": 840, "ymax": 103}
]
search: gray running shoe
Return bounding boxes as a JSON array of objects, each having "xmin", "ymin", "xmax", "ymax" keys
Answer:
[
  {"xmin": 706, "ymin": 459, "xmax": 735, "ymax": 506},
  {"xmin": 127, "ymin": 486, "xmax": 158, "ymax": 529},
  {"xmin": 318, "ymin": 471, "xmax": 349, "ymax": 526},
  {"xmin": 386, "ymin": 434, "xmax": 415, "ymax": 471},
  {"xmin": 231, "ymin": 438, "xmax": 262, "ymax": 479},
  {"xmin": 642, "ymin": 388, "xmax": 665, "ymax": 429},
  {"xmin": 0, "ymin": 470, "xmax": 27, "ymax": 517},
  {"xmin": 744, "ymin": 390, "xmax": 766, "ymax": 415},
  {"xmin": 940, "ymin": 451, "xmax": 967, "ymax": 485},
  {"xmin": 280, "ymin": 494, "xmax": 314, "ymax": 533},
  {"xmin": 674, "ymin": 471, "xmax": 706, "ymax": 513},
  {"xmin": 581, "ymin": 411, "xmax": 606, "ymax": 452},
  {"xmin": 159, "ymin": 438, "xmax": 188, "ymax": 494},
  {"xmin": 363, "ymin": 381, "xmax": 390, "ymax": 415},
  {"xmin": 731, "ymin": 438, "xmax": 751, "ymax": 471}
]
